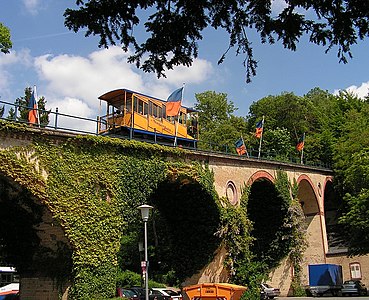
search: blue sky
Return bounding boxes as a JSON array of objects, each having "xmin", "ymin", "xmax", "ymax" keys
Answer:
[{"xmin": 1, "ymin": 0, "xmax": 369, "ymax": 131}]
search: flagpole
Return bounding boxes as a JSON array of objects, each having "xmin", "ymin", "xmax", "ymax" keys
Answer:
[
  {"xmin": 174, "ymin": 83, "xmax": 185, "ymax": 147},
  {"xmin": 242, "ymin": 135, "xmax": 249, "ymax": 158},
  {"xmin": 300, "ymin": 132, "xmax": 305, "ymax": 164},
  {"xmin": 33, "ymin": 86, "xmax": 41, "ymax": 127},
  {"xmin": 257, "ymin": 116, "xmax": 264, "ymax": 159}
]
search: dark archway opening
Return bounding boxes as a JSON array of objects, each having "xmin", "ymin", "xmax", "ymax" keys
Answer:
[
  {"xmin": 0, "ymin": 174, "xmax": 72, "ymax": 285},
  {"xmin": 247, "ymin": 178, "xmax": 288, "ymax": 267},
  {"xmin": 0, "ymin": 175, "xmax": 42, "ymax": 273},
  {"xmin": 118, "ymin": 179, "xmax": 220, "ymax": 285}
]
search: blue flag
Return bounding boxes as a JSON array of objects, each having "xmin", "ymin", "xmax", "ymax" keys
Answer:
[
  {"xmin": 166, "ymin": 87, "xmax": 183, "ymax": 117},
  {"xmin": 28, "ymin": 86, "xmax": 39, "ymax": 125},
  {"xmin": 235, "ymin": 138, "xmax": 247, "ymax": 155}
]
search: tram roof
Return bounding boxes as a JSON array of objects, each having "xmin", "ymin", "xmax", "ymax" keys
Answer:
[{"xmin": 98, "ymin": 88, "xmax": 198, "ymax": 113}]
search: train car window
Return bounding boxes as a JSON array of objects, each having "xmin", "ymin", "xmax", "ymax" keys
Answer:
[
  {"xmin": 138, "ymin": 99, "xmax": 144, "ymax": 115},
  {"xmin": 179, "ymin": 112, "xmax": 185, "ymax": 124},
  {"xmin": 159, "ymin": 106, "xmax": 163, "ymax": 119},
  {"xmin": 153, "ymin": 104, "xmax": 158, "ymax": 118},
  {"xmin": 144, "ymin": 103, "xmax": 148, "ymax": 116},
  {"xmin": 148, "ymin": 101, "xmax": 153, "ymax": 116},
  {"xmin": 126, "ymin": 98, "xmax": 132, "ymax": 112},
  {"xmin": 167, "ymin": 116, "xmax": 175, "ymax": 123},
  {"xmin": 133, "ymin": 97, "xmax": 138, "ymax": 113}
]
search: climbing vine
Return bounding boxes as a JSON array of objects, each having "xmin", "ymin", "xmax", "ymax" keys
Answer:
[
  {"xmin": 288, "ymin": 179, "xmax": 308, "ymax": 296},
  {"xmin": 0, "ymin": 122, "xmax": 220, "ymax": 299},
  {"xmin": 0, "ymin": 122, "xmax": 307, "ymax": 299},
  {"xmin": 218, "ymin": 171, "xmax": 307, "ymax": 298}
]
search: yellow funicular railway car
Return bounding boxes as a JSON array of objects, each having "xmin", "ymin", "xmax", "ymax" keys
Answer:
[{"xmin": 98, "ymin": 88, "xmax": 199, "ymax": 148}]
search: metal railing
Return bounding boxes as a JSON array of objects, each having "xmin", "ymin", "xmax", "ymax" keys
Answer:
[
  {"xmin": 0, "ymin": 100, "xmax": 102, "ymax": 135},
  {"xmin": 0, "ymin": 100, "xmax": 331, "ymax": 169}
]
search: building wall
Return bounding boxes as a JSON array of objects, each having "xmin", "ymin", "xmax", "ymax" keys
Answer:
[
  {"xmin": 199, "ymin": 154, "xmax": 369, "ymax": 296},
  {"xmin": 3, "ymin": 131, "xmax": 369, "ymax": 297}
]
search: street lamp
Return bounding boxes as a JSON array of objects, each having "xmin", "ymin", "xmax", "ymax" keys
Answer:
[{"xmin": 138, "ymin": 204, "xmax": 153, "ymax": 300}]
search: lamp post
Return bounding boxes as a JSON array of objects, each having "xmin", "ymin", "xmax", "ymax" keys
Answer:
[{"xmin": 138, "ymin": 204, "xmax": 153, "ymax": 300}]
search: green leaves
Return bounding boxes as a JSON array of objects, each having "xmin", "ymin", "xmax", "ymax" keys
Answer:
[
  {"xmin": 195, "ymin": 91, "xmax": 248, "ymax": 153},
  {"xmin": 0, "ymin": 22, "xmax": 12, "ymax": 54},
  {"xmin": 64, "ymin": 1, "xmax": 369, "ymax": 82}
]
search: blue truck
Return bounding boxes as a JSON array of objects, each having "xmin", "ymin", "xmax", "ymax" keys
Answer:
[{"xmin": 308, "ymin": 264, "xmax": 343, "ymax": 296}]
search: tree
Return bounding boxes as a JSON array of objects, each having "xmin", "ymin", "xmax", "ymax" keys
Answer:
[
  {"xmin": 0, "ymin": 22, "xmax": 12, "ymax": 54},
  {"xmin": 333, "ymin": 102, "xmax": 369, "ymax": 255},
  {"xmin": 64, "ymin": 1, "xmax": 369, "ymax": 82},
  {"xmin": 261, "ymin": 128, "xmax": 294, "ymax": 161},
  {"xmin": 194, "ymin": 91, "xmax": 247, "ymax": 152},
  {"xmin": 10, "ymin": 87, "xmax": 50, "ymax": 126}
]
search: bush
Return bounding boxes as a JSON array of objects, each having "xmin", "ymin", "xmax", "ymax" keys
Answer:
[
  {"xmin": 116, "ymin": 269, "xmax": 166, "ymax": 289},
  {"xmin": 116, "ymin": 270, "xmax": 142, "ymax": 288}
]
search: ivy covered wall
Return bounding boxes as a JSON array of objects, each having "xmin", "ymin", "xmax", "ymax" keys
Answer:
[
  {"xmin": 0, "ymin": 123, "xmax": 222, "ymax": 299},
  {"xmin": 0, "ymin": 122, "xmax": 307, "ymax": 299}
]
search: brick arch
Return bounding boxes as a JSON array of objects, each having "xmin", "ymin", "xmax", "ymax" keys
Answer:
[
  {"xmin": 323, "ymin": 176, "xmax": 334, "ymax": 192},
  {"xmin": 322, "ymin": 176, "xmax": 334, "ymax": 209},
  {"xmin": 297, "ymin": 174, "xmax": 319, "ymax": 207},
  {"xmin": 247, "ymin": 170, "xmax": 275, "ymax": 186}
]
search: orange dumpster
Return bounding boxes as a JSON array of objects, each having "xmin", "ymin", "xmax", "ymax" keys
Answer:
[{"xmin": 183, "ymin": 283, "xmax": 247, "ymax": 300}]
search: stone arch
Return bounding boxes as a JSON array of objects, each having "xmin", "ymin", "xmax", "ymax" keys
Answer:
[
  {"xmin": 297, "ymin": 174, "xmax": 320, "ymax": 213},
  {"xmin": 322, "ymin": 176, "xmax": 334, "ymax": 207},
  {"xmin": 247, "ymin": 170, "xmax": 275, "ymax": 186},
  {"xmin": 134, "ymin": 169, "xmax": 225, "ymax": 285},
  {"xmin": 297, "ymin": 174, "xmax": 326, "ymax": 272},
  {"xmin": 323, "ymin": 176, "xmax": 344, "ymax": 252},
  {"xmin": 0, "ymin": 172, "xmax": 71, "ymax": 299},
  {"xmin": 247, "ymin": 172, "xmax": 287, "ymax": 266}
]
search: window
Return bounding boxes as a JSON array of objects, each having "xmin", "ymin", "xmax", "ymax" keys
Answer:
[
  {"xmin": 159, "ymin": 106, "xmax": 163, "ymax": 118},
  {"xmin": 144, "ymin": 103, "xmax": 148, "ymax": 116},
  {"xmin": 126, "ymin": 98, "xmax": 132, "ymax": 112},
  {"xmin": 133, "ymin": 96, "xmax": 138, "ymax": 112},
  {"xmin": 148, "ymin": 101, "xmax": 153, "ymax": 116},
  {"xmin": 138, "ymin": 99, "xmax": 144, "ymax": 115},
  {"xmin": 153, "ymin": 104, "xmax": 158, "ymax": 118},
  {"xmin": 179, "ymin": 112, "xmax": 186, "ymax": 124},
  {"xmin": 226, "ymin": 181, "xmax": 238, "ymax": 205},
  {"xmin": 350, "ymin": 262, "xmax": 362, "ymax": 279}
]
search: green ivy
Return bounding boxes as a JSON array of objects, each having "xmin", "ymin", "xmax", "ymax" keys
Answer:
[
  {"xmin": 219, "ymin": 171, "xmax": 307, "ymax": 298},
  {"xmin": 0, "ymin": 122, "xmax": 307, "ymax": 299},
  {"xmin": 0, "ymin": 122, "xmax": 220, "ymax": 299}
]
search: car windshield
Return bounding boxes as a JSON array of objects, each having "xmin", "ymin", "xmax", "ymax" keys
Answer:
[
  {"xmin": 123, "ymin": 290, "xmax": 136, "ymax": 297},
  {"xmin": 263, "ymin": 283, "xmax": 272, "ymax": 288},
  {"xmin": 130, "ymin": 288, "xmax": 144, "ymax": 295},
  {"xmin": 164, "ymin": 290, "xmax": 180, "ymax": 296}
]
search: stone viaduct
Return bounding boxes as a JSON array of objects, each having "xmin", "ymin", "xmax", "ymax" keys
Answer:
[{"xmin": 0, "ymin": 126, "xmax": 368, "ymax": 299}]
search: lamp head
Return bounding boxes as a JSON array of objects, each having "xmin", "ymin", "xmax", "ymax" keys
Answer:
[{"xmin": 138, "ymin": 204, "xmax": 153, "ymax": 221}]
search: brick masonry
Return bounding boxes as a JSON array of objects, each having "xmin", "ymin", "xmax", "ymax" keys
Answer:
[{"xmin": 1, "ymin": 130, "xmax": 368, "ymax": 298}]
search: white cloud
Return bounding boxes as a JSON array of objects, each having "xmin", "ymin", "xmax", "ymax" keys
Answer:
[
  {"xmin": 271, "ymin": 0, "xmax": 287, "ymax": 15},
  {"xmin": 34, "ymin": 48, "xmax": 145, "ymax": 112},
  {"xmin": 31, "ymin": 46, "xmax": 214, "ymax": 130},
  {"xmin": 22, "ymin": 0, "xmax": 43, "ymax": 15},
  {"xmin": 160, "ymin": 60, "xmax": 214, "ymax": 86},
  {"xmin": 0, "ymin": 49, "xmax": 32, "ymax": 68},
  {"xmin": 345, "ymin": 82, "xmax": 369, "ymax": 99},
  {"xmin": 47, "ymin": 97, "xmax": 96, "ymax": 134},
  {"xmin": 34, "ymin": 46, "xmax": 214, "ymax": 106},
  {"xmin": 334, "ymin": 82, "xmax": 369, "ymax": 99},
  {"xmin": 0, "ymin": 49, "xmax": 32, "ymax": 94}
]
